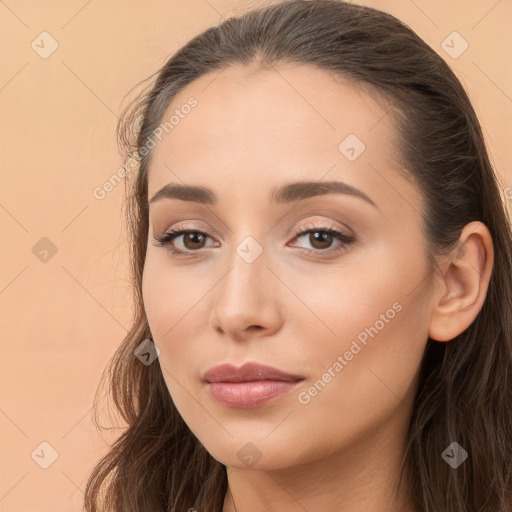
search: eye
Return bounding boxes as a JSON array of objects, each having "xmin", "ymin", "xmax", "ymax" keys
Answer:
[
  {"xmin": 153, "ymin": 222, "xmax": 354, "ymax": 256},
  {"xmin": 153, "ymin": 225, "xmax": 219, "ymax": 255},
  {"xmin": 289, "ymin": 223, "xmax": 354, "ymax": 254}
]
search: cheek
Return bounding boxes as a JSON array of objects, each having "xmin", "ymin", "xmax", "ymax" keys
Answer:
[
  {"xmin": 297, "ymin": 300, "xmax": 428, "ymax": 458},
  {"xmin": 142, "ymin": 252, "xmax": 206, "ymax": 342},
  {"xmin": 141, "ymin": 255, "xmax": 213, "ymax": 399},
  {"xmin": 288, "ymin": 253, "xmax": 430, "ymax": 441},
  {"xmin": 284, "ymin": 241, "xmax": 420, "ymax": 352}
]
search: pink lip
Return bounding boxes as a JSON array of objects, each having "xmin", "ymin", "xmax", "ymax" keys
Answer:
[{"xmin": 203, "ymin": 362, "xmax": 305, "ymax": 408}]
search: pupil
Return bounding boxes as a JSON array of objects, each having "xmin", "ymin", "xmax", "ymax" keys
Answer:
[
  {"xmin": 311, "ymin": 231, "xmax": 332, "ymax": 249},
  {"xmin": 186, "ymin": 233, "xmax": 205, "ymax": 249}
]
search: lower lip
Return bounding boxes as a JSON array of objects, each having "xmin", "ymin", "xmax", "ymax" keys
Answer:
[{"xmin": 206, "ymin": 380, "xmax": 303, "ymax": 408}]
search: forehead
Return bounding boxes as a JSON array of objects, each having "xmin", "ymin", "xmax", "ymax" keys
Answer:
[{"xmin": 146, "ymin": 62, "xmax": 418, "ymax": 212}]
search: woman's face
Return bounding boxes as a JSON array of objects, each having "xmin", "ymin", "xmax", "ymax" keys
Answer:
[{"xmin": 142, "ymin": 63, "xmax": 434, "ymax": 470}]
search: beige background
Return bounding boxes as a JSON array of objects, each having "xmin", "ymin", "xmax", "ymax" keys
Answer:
[{"xmin": 0, "ymin": 1, "xmax": 511, "ymax": 510}]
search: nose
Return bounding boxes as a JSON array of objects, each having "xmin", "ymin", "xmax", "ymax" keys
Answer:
[{"xmin": 209, "ymin": 244, "xmax": 283, "ymax": 342}]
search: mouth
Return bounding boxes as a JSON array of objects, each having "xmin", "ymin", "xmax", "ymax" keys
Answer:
[{"xmin": 203, "ymin": 362, "xmax": 305, "ymax": 408}]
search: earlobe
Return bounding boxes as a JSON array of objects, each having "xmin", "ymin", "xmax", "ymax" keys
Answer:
[{"xmin": 428, "ymin": 221, "xmax": 494, "ymax": 342}]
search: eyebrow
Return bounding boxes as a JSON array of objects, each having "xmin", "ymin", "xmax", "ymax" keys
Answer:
[{"xmin": 149, "ymin": 180, "xmax": 377, "ymax": 208}]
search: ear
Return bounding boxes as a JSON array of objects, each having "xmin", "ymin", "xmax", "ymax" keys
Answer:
[{"xmin": 428, "ymin": 221, "xmax": 494, "ymax": 342}]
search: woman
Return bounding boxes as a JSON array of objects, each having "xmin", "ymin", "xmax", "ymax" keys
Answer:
[{"xmin": 83, "ymin": 1, "xmax": 512, "ymax": 511}]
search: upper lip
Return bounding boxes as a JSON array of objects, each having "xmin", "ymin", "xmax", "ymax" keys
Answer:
[{"xmin": 203, "ymin": 362, "xmax": 304, "ymax": 383}]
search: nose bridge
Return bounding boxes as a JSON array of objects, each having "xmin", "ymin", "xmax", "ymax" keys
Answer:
[
  {"xmin": 210, "ymin": 230, "xmax": 282, "ymax": 337},
  {"xmin": 222, "ymin": 211, "xmax": 269, "ymax": 284},
  {"xmin": 219, "ymin": 233, "xmax": 268, "ymax": 307}
]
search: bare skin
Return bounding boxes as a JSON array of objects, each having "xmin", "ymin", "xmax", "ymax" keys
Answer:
[{"xmin": 142, "ymin": 62, "xmax": 494, "ymax": 512}]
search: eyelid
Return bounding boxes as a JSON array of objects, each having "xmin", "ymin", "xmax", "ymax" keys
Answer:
[
  {"xmin": 293, "ymin": 218, "xmax": 353, "ymax": 237},
  {"xmin": 155, "ymin": 221, "xmax": 215, "ymax": 240}
]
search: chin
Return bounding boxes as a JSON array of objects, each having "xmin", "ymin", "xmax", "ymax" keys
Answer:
[{"xmin": 200, "ymin": 433, "xmax": 315, "ymax": 472}]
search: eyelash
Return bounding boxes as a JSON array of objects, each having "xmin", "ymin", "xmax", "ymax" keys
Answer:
[{"xmin": 153, "ymin": 223, "xmax": 354, "ymax": 257}]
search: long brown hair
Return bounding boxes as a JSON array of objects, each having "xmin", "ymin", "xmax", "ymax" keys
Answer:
[{"xmin": 83, "ymin": 1, "xmax": 512, "ymax": 510}]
